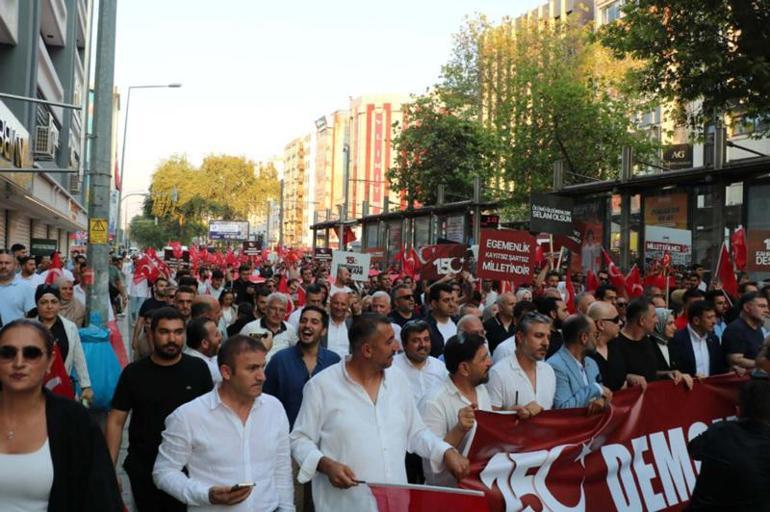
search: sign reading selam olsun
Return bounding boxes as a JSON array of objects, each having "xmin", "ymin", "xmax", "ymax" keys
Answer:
[{"xmin": 530, "ymin": 193, "xmax": 575, "ymax": 236}]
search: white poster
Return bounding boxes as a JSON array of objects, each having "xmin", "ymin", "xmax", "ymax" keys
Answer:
[
  {"xmin": 644, "ymin": 225, "xmax": 692, "ymax": 266},
  {"xmin": 331, "ymin": 250, "xmax": 372, "ymax": 282}
]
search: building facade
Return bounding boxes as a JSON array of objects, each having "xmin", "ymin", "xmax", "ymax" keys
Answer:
[{"xmin": 0, "ymin": 0, "xmax": 89, "ymax": 253}]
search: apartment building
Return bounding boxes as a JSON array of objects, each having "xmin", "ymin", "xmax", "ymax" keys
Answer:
[{"xmin": 0, "ymin": 0, "xmax": 89, "ymax": 252}]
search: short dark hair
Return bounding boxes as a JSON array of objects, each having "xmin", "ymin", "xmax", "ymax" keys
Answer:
[
  {"xmin": 687, "ymin": 300, "xmax": 715, "ymax": 321},
  {"xmin": 739, "ymin": 380, "xmax": 770, "ymax": 423},
  {"xmin": 191, "ymin": 300, "xmax": 213, "ymax": 318},
  {"xmin": 705, "ymin": 289, "xmax": 726, "ymax": 302},
  {"xmin": 217, "ymin": 334, "xmax": 267, "ymax": 371},
  {"xmin": 626, "ymin": 297, "xmax": 653, "ymax": 325},
  {"xmin": 255, "ymin": 286, "xmax": 271, "ymax": 299},
  {"xmin": 400, "ymin": 319, "xmax": 430, "ymax": 345},
  {"xmin": 186, "ymin": 316, "xmax": 215, "ymax": 350},
  {"xmin": 18, "ymin": 256, "xmax": 34, "ymax": 266},
  {"xmin": 429, "ymin": 282, "xmax": 454, "ymax": 303},
  {"xmin": 150, "ymin": 307, "xmax": 185, "ymax": 332},
  {"xmin": 595, "ymin": 284, "xmax": 618, "ymax": 301},
  {"xmin": 10, "ymin": 243, "xmax": 25, "ymax": 253},
  {"xmin": 443, "ymin": 333, "xmax": 486, "ymax": 374},
  {"xmin": 305, "ymin": 283, "xmax": 324, "ymax": 296},
  {"xmin": 348, "ymin": 313, "xmax": 391, "ymax": 352},
  {"xmin": 153, "ymin": 277, "xmax": 169, "ymax": 288},
  {"xmin": 738, "ymin": 281, "xmax": 759, "ymax": 294},
  {"xmin": 238, "ymin": 264, "xmax": 251, "ymax": 273},
  {"xmin": 175, "ymin": 286, "xmax": 196, "ymax": 297},
  {"xmin": 683, "ymin": 288, "xmax": 706, "ymax": 303},
  {"xmin": 513, "ymin": 300, "xmax": 537, "ymax": 322},
  {"xmin": 211, "ymin": 269, "xmax": 224, "ymax": 279},
  {"xmin": 562, "ymin": 314, "xmax": 592, "ymax": 346},
  {"xmin": 739, "ymin": 291, "xmax": 765, "ymax": 309},
  {"xmin": 535, "ymin": 296, "xmax": 561, "ymax": 316},
  {"xmin": 300, "ymin": 305, "xmax": 329, "ymax": 329},
  {"xmin": 218, "ymin": 289, "xmax": 234, "ymax": 305},
  {"xmin": 178, "ymin": 276, "xmax": 199, "ymax": 288},
  {"xmin": 236, "ymin": 302, "xmax": 255, "ymax": 318},
  {"xmin": 0, "ymin": 318, "xmax": 54, "ymax": 355},
  {"xmin": 546, "ymin": 271, "xmax": 560, "ymax": 281}
]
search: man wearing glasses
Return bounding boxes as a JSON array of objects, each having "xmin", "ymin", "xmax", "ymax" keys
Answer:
[
  {"xmin": 390, "ymin": 285, "xmax": 422, "ymax": 327},
  {"xmin": 586, "ymin": 301, "xmax": 624, "ymax": 391}
]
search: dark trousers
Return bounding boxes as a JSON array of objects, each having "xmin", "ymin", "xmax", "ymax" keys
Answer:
[
  {"xmin": 405, "ymin": 452, "xmax": 425, "ymax": 484},
  {"xmin": 127, "ymin": 468, "xmax": 187, "ymax": 512}
]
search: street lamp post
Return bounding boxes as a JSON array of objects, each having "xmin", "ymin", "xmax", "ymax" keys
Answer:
[{"xmin": 115, "ymin": 83, "xmax": 181, "ymax": 250}]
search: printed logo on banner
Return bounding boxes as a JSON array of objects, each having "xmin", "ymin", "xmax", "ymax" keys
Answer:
[
  {"xmin": 746, "ymin": 229, "xmax": 770, "ymax": 272},
  {"xmin": 417, "ymin": 244, "xmax": 470, "ymax": 280},
  {"xmin": 530, "ymin": 193, "xmax": 575, "ymax": 236},
  {"xmin": 476, "ymin": 229, "xmax": 536, "ymax": 285}
]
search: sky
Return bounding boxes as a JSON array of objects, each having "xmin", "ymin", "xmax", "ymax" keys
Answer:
[{"xmin": 114, "ymin": 0, "xmax": 545, "ymax": 223}]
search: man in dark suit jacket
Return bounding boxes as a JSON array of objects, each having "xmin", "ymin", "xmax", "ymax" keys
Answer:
[{"xmin": 670, "ymin": 300, "xmax": 726, "ymax": 377}]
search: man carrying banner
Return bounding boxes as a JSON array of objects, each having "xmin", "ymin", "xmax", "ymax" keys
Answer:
[
  {"xmin": 420, "ymin": 332, "xmax": 492, "ymax": 487},
  {"xmin": 488, "ymin": 312, "xmax": 556, "ymax": 417},
  {"xmin": 547, "ymin": 314, "xmax": 612, "ymax": 411},
  {"xmin": 290, "ymin": 313, "xmax": 469, "ymax": 511}
]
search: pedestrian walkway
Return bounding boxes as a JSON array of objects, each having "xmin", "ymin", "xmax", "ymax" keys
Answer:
[{"xmin": 116, "ymin": 312, "xmax": 136, "ymax": 512}]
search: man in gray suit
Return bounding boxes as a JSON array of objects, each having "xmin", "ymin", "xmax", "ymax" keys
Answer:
[{"xmin": 547, "ymin": 314, "xmax": 613, "ymax": 414}]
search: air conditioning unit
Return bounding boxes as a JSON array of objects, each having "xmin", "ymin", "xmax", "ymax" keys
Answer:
[
  {"xmin": 33, "ymin": 114, "xmax": 59, "ymax": 160},
  {"xmin": 68, "ymin": 173, "xmax": 81, "ymax": 194}
]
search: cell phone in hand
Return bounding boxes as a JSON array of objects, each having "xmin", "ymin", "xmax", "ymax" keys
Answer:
[{"xmin": 230, "ymin": 482, "xmax": 256, "ymax": 492}]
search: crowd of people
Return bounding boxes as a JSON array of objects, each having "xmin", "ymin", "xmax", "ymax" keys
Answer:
[{"xmin": 0, "ymin": 241, "xmax": 769, "ymax": 511}]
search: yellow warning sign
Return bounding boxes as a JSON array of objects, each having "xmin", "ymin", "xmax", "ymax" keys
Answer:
[{"xmin": 89, "ymin": 218, "xmax": 108, "ymax": 245}]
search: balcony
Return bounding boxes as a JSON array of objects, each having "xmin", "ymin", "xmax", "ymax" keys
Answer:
[
  {"xmin": 40, "ymin": 0, "xmax": 67, "ymax": 47},
  {"xmin": 0, "ymin": 0, "xmax": 18, "ymax": 45},
  {"xmin": 36, "ymin": 36, "xmax": 65, "ymax": 123},
  {"xmin": 75, "ymin": 0, "xmax": 85, "ymax": 48}
]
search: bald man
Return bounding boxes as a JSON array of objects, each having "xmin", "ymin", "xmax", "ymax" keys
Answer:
[
  {"xmin": 586, "ymin": 301, "xmax": 623, "ymax": 391},
  {"xmin": 191, "ymin": 295, "xmax": 225, "ymax": 338},
  {"xmin": 576, "ymin": 292, "xmax": 596, "ymax": 315}
]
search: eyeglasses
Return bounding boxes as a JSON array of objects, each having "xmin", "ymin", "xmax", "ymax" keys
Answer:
[
  {"xmin": 615, "ymin": 302, "xmax": 628, "ymax": 308},
  {"xmin": 0, "ymin": 345, "xmax": 46, "ymax": 361},
  {"xmin": 601, "ymin": 316, "xmax": 621, "ymax": 324}
]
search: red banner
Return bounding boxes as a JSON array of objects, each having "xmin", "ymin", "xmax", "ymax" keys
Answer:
[
  {"xmin": 369, "ymin": 483, "xmax": 488, "ymax": 512},
  {"xmin": 477, "ymin": 229, "xmax": 536, "ymax": 285},
  {"xmin": 463, "ymin": 375, "xmax": 744, "ymax": 512},
  {"xmin": 417, "ymin": 244, "xmax": 470, "ymax": 280}
]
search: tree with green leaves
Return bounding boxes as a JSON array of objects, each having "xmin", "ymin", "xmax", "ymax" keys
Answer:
[{"xmin": 599, "ymin": 0, "xmax": 770, "ymax": 135}]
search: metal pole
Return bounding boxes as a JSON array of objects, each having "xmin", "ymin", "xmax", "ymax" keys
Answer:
[
  {"xmin": 85, "ymin": 0, "xmax": 118, "ymax": 328},
  {"xmin": 115, "ymin": 87, "xmax": 132, "ymax": 251},
  {"xmin": 278, "ymin": 180, "xmax": 284, "ymax": 248},
  {"xmin": 341, "ymin": 128, "xmax": 350, "ymax": 251}
]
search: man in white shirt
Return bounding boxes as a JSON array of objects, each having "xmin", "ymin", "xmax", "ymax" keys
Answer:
[
  {"xmin": 203, "ymin": 269, "xmax": 226, "ymax": 301},
  {"xmin": 16, "ymin": 256, "xmax": 42, "ymax": 287},
  {"xmin": 420, "ymin": 332, "xmax": 492, "ymax": 487},
  {"xmin": 290, "ymin": 313, "xmax": 469, "ymax": 511},
  {"xmin": 427, "ymin": 283, "xmax": 457, "ymax": 357},
  {"xmin": 369, "ymin": 291, "xmax": 403, "ymax": 346},
  {"xmin": 185, "ymin": 316, "xmax": 223, "ymax": 383},
  {"xmin": 154, "ymin": 334, "xmax": 294, "ymax": 511},
  {"xmin": 240, "ymin": 293, "xmax": 298, "ymax": 361},
  {"xmin": 326, "ymin": 291, "xmax": 351, "ymax": 358},
  {"xmin": 488, "ymin": 312, "xmax": 556, "ymax": 417}
]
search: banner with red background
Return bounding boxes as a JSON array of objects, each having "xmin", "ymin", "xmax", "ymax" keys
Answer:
[{"xmin": 462, "ymin": 375, "xmax": 744, "ymax": 512}]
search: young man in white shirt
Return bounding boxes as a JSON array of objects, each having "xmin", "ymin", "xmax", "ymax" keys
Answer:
[
  {"xmin": 184, "ymin": 316, "xmax": 223, "ymax": 384},
  {"xmin": 154, "ymin": 334, "xmax": 294, "ymax": 511},
  {"xmin": 427, "ymin": 282, "xmax": 457, "ymax": 358},
  {"xmin": 290, "ymin": 313, "xmax": 469, "ymax": 512},
  {"xmin": 420, "ymin": 332, "xmax": 493, "ymax": 487},
  {"xmin": 488, "ymin": 312, "xmax": 556, "ymax": 417}
]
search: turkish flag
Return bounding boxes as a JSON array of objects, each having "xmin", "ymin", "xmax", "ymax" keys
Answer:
[
  {"xmin": 44, "ymin": 251, "xmax": 64, "ymax": 285},
  {"xmin": 368, "ymin": 483, "xmax": 489, "ymax": 512},
  {"xmin": 397, "ymin": 246, "xmax": 420, "ymax": 279},
  {"xmin": 44, "ymin": 343, "xmax": 75, "ymax": 399},
  {"xmin": 295, "ymin": 286, "xmax": 306, "ymax": 307},
  {"xmin": 333, "ymin": 226, "xmax": 357, "ymax": 245},
  {"xmin": 585, "ymin": 270, "xmax": 599, "ymax": 293},
  {"xmin": 169, "ymin": 241, "xmax": 183, "ymax": 260},
  {"xmin": 564, "ymin": 272, "xmax": 576, "ymax": 313},
  {"xmin": 717, "ymin": 243, "xmax": 739, "ymax": 298},
  {"xmin": 225, "ymin": 248, "xmax": 238, "ymax": 268},
  {"xmin": 625, "ymin": 264, "xmax": 644, "ymax": 298},
  {"xmin": 731, "ymin": 226, "xmax": 747, "ymax": 271},
  {"xmin": 602, "ymin": 249, "xmax": 626, "ymax": 295}
]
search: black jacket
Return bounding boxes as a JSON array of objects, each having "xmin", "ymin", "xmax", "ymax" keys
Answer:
[
  {"xmin": 670, "ymin": 327, "xmax": 726, "ymax": 377},
  {"xmin": 46, "ymin": 392, "xmax": 123, "ymax": 512}
]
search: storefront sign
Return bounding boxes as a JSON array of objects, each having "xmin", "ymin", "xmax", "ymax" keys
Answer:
[
  {"xmin": 417, "ymin": 244, "xmax": 470, "ymax": 280},
  {"xmin": 464, "ymin": 375, "xmax": 743, "ymax": 512},
  {"xmin": 662, "ymin": 143, "xmax": 694, "ymax": 170},
  {"xmin": 644, "ymin": 193, "xmax": 688, "ymax": 229},
  {"xmin": 0, "ymin": 101, "xmax": 33, "ymax": 189},
  {"xmin": 208, "ymin": 220, "xmax": 249, "ymax": 240},
  {"xmin": 530, "ymin": 193, "xmax": 574, "ymax": 236},
  {"xmin": 477, "ymin": 229, "xmax": 536, "ymax": 285},
  {"xmin": 30, "ymin": 238, "xmax": 58, "ymax": 257},
  {"xmin": 644, "ymin": 225, "xmax": 692, "ymax": 266},
  {"xmin": 331, "ymin": 250, "xmax": 372, "ymax": 282},
  {"xmin": 746, "ymin": 229, "xmax": 770, "ymax": 272},
  {"xmin": 313, "ymin": 247, "xmax": 333, "ymax": 261}
]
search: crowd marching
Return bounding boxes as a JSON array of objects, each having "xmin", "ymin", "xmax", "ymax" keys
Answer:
[{"xmin": 0, "ymin": 240, "xmax": 769, "ymax": 511}]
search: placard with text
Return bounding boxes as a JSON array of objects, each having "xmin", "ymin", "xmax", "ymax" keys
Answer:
[{"xmin": 477, "ymin": 229, "xmax": 536, "ymax": 285}]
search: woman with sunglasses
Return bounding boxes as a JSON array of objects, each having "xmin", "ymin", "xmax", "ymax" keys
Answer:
[
  {"xmin": 0, "ymin": 319, "xmax": 122, "ymax": 511},
  {"xmin": 31, "ymin": 285, "xmax": 92, "ymax": 403}
]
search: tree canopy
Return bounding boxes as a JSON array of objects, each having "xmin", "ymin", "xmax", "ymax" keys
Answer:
[{"xmin": 599, "ymin": 0, "xmax": 770, "ymax": 134}]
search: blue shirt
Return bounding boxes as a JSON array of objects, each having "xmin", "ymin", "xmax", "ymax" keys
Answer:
[
  {"xmin": 264, "ymin": 343, "xmax": 341, "ymax": 427},
  {"xmin": 0, "ymin": 278, "xmax": 36, "ymax": 323}
]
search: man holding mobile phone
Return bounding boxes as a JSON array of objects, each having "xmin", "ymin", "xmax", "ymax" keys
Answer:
[{"xmin": 153, "ymin": 334, "xmax": 294, "ymax": 511}]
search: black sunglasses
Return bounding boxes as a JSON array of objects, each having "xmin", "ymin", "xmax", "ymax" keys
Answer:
[
  {"xmin": 0, "ymin": 345, "xmax": 46, "ymax": 361},
  {"xmin": 601, "ymin": 316, "xmax": 621, "ymax": 324}
]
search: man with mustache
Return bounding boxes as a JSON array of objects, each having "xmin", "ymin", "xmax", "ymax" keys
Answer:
[
  {"xmin": 106, "ymin": 307, "xmax": 213, "ymax": 512},
  {"xmin": 488, "ymin": 312, "xmax": 556, "ymax": 418},
  {"xmin": 420, "ymin": 332, "xmax": 493, "ymax": 487}
]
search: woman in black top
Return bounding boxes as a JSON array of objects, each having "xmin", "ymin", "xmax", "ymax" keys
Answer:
[
  {"xmin": 651, "ymin": 307, "xmax": 680, "ymax": 371},
  {"xmin": 0, "ymin": 319, "xmax": 122, "ymax": 511}
]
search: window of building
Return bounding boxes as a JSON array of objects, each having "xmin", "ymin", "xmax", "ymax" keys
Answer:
[
  {"xmin": 601, "ymin": 0, "xmax": 625, "ymax": 24},
  {"xmin": 692, "ymin": 185, "xmax": 718, "ymax": 268}
]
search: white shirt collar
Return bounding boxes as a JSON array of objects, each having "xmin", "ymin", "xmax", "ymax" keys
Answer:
[
  {"xmin": 207, "ymin": 386, "xmax": 263, "ymax": 412},
  {"xmin": 687, "ymin": 324, "xmax": 708, "ymax": 343}
]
